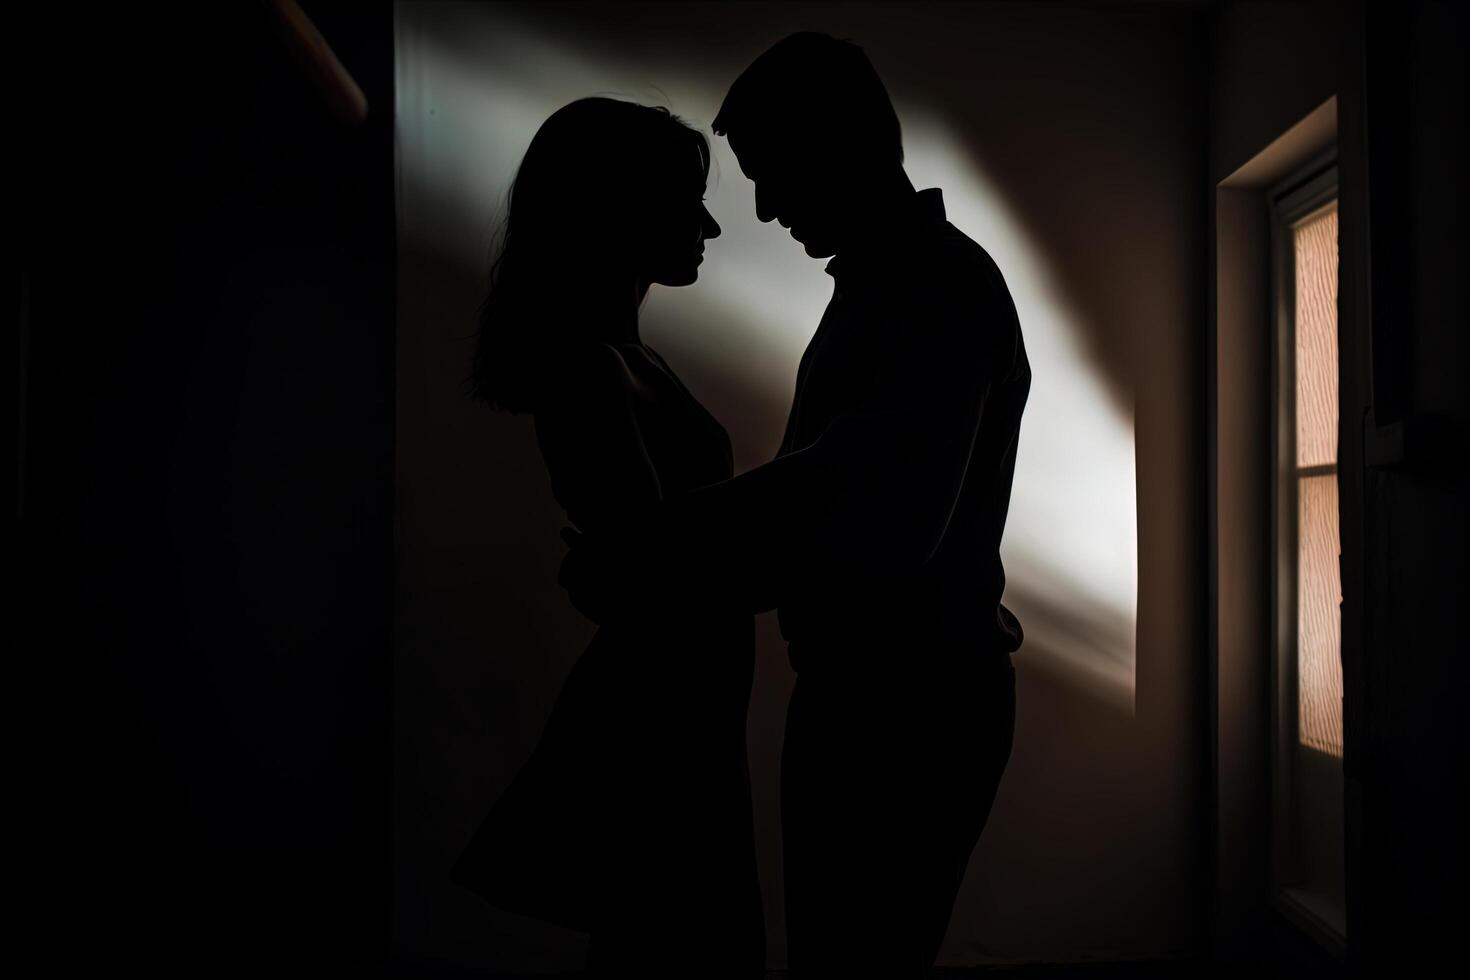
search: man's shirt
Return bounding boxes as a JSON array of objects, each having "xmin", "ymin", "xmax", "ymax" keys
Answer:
[
  {"xmin": 656, "ymin": 187, "xmax": 1030, "ymax": 665},
  {"xmin": 772, "ymin": 188, "xmax": 1030, "ymax": 657}
]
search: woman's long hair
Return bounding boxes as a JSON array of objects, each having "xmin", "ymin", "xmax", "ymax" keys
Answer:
[{"xmin": 468, "ymin": 98, "xmax": 711, "ymax": 414}]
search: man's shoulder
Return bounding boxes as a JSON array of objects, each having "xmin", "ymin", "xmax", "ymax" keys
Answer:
[
  {"xmin": 894, "ymin": 223, "xmax": 1017, "ymax": 327},
  {"xmin": 919, "ymin": 222, "xmax": 1006, "ymax": 289},
  {"xmin": 891, "ymin": 222, "xmax": 1024, "ymax": 374}
]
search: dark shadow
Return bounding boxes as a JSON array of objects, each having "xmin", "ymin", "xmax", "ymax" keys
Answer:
[{"xmin": 17, "ymin": 3, "xmax": 396, "ymax": 972}]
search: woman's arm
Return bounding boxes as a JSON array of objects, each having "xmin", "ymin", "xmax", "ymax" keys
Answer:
[{"xmin": 533, "ymin": 343, "xmax": 662, "ymax": 534}]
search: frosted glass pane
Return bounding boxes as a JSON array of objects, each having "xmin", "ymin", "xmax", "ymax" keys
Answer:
[
  {"xmin": 1294, "ymin": 207, "xmax": 1339, "ymax": 468},
  {"xmin": 1298, "ymin": 474, "xmax": 1343, "ymax": 756}
]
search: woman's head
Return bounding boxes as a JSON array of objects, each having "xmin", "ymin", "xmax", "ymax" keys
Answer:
[{"xmin": 471, "ymin": 98, "xmax": 720, "ymax": 411}]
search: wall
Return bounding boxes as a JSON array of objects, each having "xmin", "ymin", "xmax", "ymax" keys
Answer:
[
  {"xmin": 393, "ymin": 1, "xmax": 1209, "ymax": 970},
  {"xmin": 16, "ymin": 3, "xmax": 397, "ymax": 972},
  {"xmin": 1210, "ymin": 0, "xmax": 1340, "ymax": 184}
]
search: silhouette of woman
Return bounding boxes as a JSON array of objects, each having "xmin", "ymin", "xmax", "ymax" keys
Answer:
[{"xmin": 452, "ymin": 98, "xmax": 764, "ymax": 977}]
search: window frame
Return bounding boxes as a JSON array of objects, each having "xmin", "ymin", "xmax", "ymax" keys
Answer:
[{"xmin": 1267, "ymin": 151, "xmax": 1344, "ymax": 957}]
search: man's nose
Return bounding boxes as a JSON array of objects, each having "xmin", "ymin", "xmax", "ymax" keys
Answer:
[
  {"xmin": 701, "ymin": 206, "xmax": 722, "ymax": 241},
  {"xmin": 753, "ymin": 183, "xmax": 777, "ymax": 224}
]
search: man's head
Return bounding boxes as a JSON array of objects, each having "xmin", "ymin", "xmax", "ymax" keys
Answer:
[{"xmin": 713, "ymin": 32, "xmax": 903, "ymax": 258}]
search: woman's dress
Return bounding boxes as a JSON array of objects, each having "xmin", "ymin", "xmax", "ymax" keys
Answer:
[{"xmin": 452, "ymin": 343, "xmax": 763, "ymax": 975}]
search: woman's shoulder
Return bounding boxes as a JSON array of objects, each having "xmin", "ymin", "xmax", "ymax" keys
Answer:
[
  {"xmin": 536, "ymin": 342, "xmax": 641, "ymax": 414},
  {"xmin": 565, "ymin": 341, "xmax": 638, "ymax": 383}
]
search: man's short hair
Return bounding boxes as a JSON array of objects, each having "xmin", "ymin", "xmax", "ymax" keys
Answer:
[{"xmin": 713, "ymin": 32, "xmax": 903, "ymax": 167}]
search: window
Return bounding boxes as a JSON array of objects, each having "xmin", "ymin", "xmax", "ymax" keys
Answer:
[{"xmin": 1270, "ymin": 156, "xmax": 1345, "ymax": 952}]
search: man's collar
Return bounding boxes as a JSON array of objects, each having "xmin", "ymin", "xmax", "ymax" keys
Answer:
[{"xmin": 825, "ymin": 188, "xmax": 947, "ymax": 280}]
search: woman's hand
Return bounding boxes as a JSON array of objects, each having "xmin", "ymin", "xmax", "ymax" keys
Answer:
[
  {"xmin": 557, "ymin": 527, "xmax": 609, "ymax": 623},
  {"xmin": 557, "ymin": 525, "xmax": 675, "ymax": 624}
]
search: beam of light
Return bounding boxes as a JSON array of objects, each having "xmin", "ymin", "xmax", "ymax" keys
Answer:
[
  {"xmin": 396, "ymin": 3, "xmax": 1137, "ymax": 709},
  {"xmin": 899, "ymin": 109, "xmax": 1138, "ymax": 708}
]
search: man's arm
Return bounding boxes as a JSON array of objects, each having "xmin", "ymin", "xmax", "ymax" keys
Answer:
[{"xmin": 649, "ymin": 266, "xmax": 1015, "ymax": 609}]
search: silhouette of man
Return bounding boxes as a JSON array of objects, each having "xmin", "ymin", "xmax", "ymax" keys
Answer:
[{"xmin": 561, "ymin": 32, "xmax": 1030, "ymax": 977}]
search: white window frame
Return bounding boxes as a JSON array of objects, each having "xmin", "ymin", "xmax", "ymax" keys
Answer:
[{"xmin": 1268, "ymin": 151, "xmax": 1345, "ymax": 958}]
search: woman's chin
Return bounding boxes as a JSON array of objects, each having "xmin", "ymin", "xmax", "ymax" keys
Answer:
[{"xmin": 652, "ymin": 267, "xmax": 701, "ymax": 288}]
